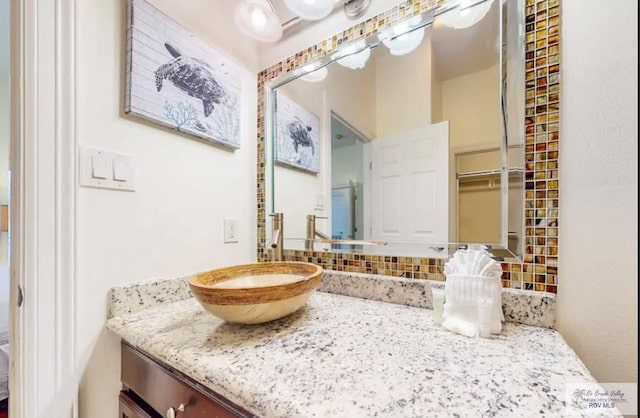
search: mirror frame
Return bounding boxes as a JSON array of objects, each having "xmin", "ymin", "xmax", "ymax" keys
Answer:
[{"xmin": 257, "ymin": 0, "xmax": 561, "ymax": 293}]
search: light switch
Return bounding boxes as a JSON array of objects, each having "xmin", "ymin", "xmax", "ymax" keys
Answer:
[
  {"xmin": 80, "ymin": 146, "xmax": 135, "ymax": 192},
  {"xmin": 113, "ymin": 158, "xmax": 130, "ymax": 182},
  {"xmin": 91, "ymin": 154, "xmax": 109, "ymax": 179}
]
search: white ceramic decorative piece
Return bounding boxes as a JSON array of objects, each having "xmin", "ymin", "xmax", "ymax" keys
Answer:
[{"xmin": 442, "ymin": 248, "xmax": 504, "ymax": 337}]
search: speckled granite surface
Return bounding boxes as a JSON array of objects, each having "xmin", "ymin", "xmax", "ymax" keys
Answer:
[
  {"xmin": 109, "ymin": 270, "xmax": 555, "ymax": 327},
  {"xmin": 108, "ymin": 274, "xmax": 193, "ymax": 318},
  {"xmin": 320, "ymin": 271, "xmax": 556, "ymax": 328},
  {"xmin": 107, "ymin": 292, "xmax": 616, "ymax": 418}
]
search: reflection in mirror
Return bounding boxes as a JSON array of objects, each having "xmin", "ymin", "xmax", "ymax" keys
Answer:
[{"xmin": 267, "ymin": 0, "xmax": 524, "ymax": 259}]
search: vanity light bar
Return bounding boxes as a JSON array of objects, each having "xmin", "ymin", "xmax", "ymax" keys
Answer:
[
  {"xmin": 268, "ymin": 0, "xmax": 493, "ymax": 89},
  {"xmin": 270, "ymin": 0, "xmax": 346, "ymax": 34}
]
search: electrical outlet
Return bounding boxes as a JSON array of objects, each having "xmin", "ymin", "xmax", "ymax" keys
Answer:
[{"xmin": 224, "ymin": 219, "xmax": 239, "ymax": 243}]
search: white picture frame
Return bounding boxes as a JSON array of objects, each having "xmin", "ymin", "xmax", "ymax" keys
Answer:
[
  {"xmin": 274, "ymin": 92, "xmax": 321, "ymax": 173},
  {"xmin": 125, "ymin": 0, "xmax": 242, "ymax": 149}
]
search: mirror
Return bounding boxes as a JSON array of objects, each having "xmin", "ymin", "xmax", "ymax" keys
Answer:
[{"xmin": 266, "ymin": 0, "xmax": 524, "ymax": 259}]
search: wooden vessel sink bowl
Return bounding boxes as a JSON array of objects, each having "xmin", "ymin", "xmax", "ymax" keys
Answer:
[{"xmin": 188, "ymin": 262, "xmax": 323, "ymax": 324}]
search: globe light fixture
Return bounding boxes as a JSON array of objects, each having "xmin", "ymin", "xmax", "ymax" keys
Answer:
[
  {"xmin": 294, "ymin": 64, "xmax": 329, "ymax": 82},
  {"xmin": 234, "ymin": 1, "xmax": 283, "ymax": 42},
  {"xmin": 284, "ymin": 0, "xmax": 335, "ymax": 21},
  {"xmin": 378, "ymin": 17, "xmax": 426, "ymax": 56},
  {"xmin": 437, "ymin": 0, "xmax": 495, "ymax": 30},
  {"xmin": 331, "ymin": 40, "xmax": 371, "ymax": 70}
]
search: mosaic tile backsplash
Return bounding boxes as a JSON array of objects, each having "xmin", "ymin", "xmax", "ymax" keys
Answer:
[{"xmin": 256, "ymin": 0, "xmax": 560, "ymax": 294}]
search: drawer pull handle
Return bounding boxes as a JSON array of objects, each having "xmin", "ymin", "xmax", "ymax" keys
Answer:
[{"xmin": 166, "ymin": 403, "xmax": 185, "ymax": 418}]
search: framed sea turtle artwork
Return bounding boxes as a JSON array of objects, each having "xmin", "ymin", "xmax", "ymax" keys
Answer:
[
  {"xmin": 125, "ymin": 0, "xmax": 241, "ymax": 149},
  {"xmin": 274, "ymin": 92, "xmax": 321, "ymax": 174}
]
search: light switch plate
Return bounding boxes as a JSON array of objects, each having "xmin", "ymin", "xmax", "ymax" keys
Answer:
[
  {"xmin": 80, "ymin": 146, "xmax": 135, "ymax": 191},
  {"xmin": 314, "ymin": 192, "xmax": 325, "ymax": 211},
  {"xmin": 223, "ymin": 219, "xmax": 239, "ymax": 243}
]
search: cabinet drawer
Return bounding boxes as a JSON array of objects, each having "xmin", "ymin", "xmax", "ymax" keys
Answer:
[
  {"xmin": 121, "ymin": 342, "xmax": 255, "ymax": 418},
  {"xmin": 119, "ymin": 390, "xmax": 161, "ymax": 418}
]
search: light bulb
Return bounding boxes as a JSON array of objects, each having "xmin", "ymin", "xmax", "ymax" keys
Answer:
[
  {"xmin": 250, "ymin": 7, "xmax": 267, "ymax": 30},
  {"xmin": 437, "ymin": 0, "xmax": 495, "ymax": 29},
  {"xmin": 284, "ymin": 0, "xmax": 334, "ymax": 20},
  {"xmin": 380, "ymin": 27, "xmax": 425, "ymax": 56},
  {"xmin": 336, "ymin": 48, "xmax": 370, "ymax": 69},
  {"xmin": 341, "ymin": 45, "xmax": 357, "ymax": 55},
  {"xmin": 233, "ymin": 1, "xmax": 283, "ymax": 42},
  {"xmin": 294, "ymin": 64, "xmax": 328, "ymax": 82},
  {"xmin": 394, "ymin": 22, "xmax": 409, "ymax": 36}
]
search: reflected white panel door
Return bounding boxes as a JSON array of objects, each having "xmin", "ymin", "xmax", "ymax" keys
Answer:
[
  {"xmin": 371, "ymin": 122, "xmax": 449, "ymax": 243},
  {"xmin": 332, "ymin": 186, "xmax": 353, "ymax": 239}
]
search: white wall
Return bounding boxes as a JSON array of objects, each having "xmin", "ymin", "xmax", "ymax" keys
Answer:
[
  {"xmin": 332, "ymin": 142, "xmax": 364, "ymax": 187},
  {"xmin": 0, "ymin": 0, "xmax": 9, "ymax": 267},
  {"xmin": 0, "ymin": 77, "xmax": 8, "ymax": 266},
  {"xmin": 0, "ymin": 75, "xmax": 8, "ymax": 340},
  {"xmin": 75, "ymin": 0, "xmax": 259, "ymax": 416},
  {"xmin": 557, "ymin": 0, "xmax": 638, "ymax": 385}
]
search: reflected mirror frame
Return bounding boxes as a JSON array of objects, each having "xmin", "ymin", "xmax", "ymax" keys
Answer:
[{"xmin": 264, "ymin": 0, "xmax": 524, "ymax": 261}]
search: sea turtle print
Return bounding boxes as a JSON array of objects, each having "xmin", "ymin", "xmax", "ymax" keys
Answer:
[
  {"xmin": 155, "ymin": 43, "xmax": 228, "ymax": 117},
  {"xmin": 287, "ymin": 119, "xmax": 315, "ymax": 155}
]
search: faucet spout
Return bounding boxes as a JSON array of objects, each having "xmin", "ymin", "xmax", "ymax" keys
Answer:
[
  {"xmin": 269, "ymin": 213, "xmax": 284, "ymax": 261},
  {"xmin": 269, "ymin": 228, "xmax": 281, "ymax": 248},
  {"xmin": 314, "ymin": 230, "xmax": 331, "ymax": 240}
]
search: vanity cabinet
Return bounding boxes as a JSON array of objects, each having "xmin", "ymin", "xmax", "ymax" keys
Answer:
[{"xmin": 120, "ymin": 342, "xmax": 255, "ymax": 418}]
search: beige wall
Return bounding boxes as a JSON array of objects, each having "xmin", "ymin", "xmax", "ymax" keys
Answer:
[
  {"xmin": 75, "ymin": 0, "xmax": 259, "ymax": 416},
  {"xmin": 375, "ymin": 38, "xmax": 432, "ymax": 137},
  {"xmin": 457, "ymin": 150, "xmax": 501, "ymax": 243},
  {"xmin": 557, "ymin": 0, "xmax": 638, "ymax": 385},
  {"xmin": 430, "ymin": 52, "xmax": 443, "ymax": 123},
  {"xmin": 458, "ymin": 182, "xmax": 501, "ymax": 243},
  {"xmin": 441, "ymin": 64, "xmax": 500, "ymax": 149},
  {"xmin": 440, "ymin": 65, "xmax": 501, "ymax": 243}
]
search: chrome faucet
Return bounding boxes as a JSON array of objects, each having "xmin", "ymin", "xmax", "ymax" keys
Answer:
[
  {"xmin": 305, "ymin": 214, "xmax": 331, "ymax": 251},
  {"xmin": 269, "ymin": 212, "xmax": 284, "ymax": 261}
]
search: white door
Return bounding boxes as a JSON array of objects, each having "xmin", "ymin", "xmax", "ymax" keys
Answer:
[{"xmin": 370, "ymin": 122, "xmax": 449, "ymax": 243}]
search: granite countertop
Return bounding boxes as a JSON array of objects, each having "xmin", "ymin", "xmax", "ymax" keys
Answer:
[{"xmin": 107, "ymin": 290, "xmax": 613, "ymax": 418}]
